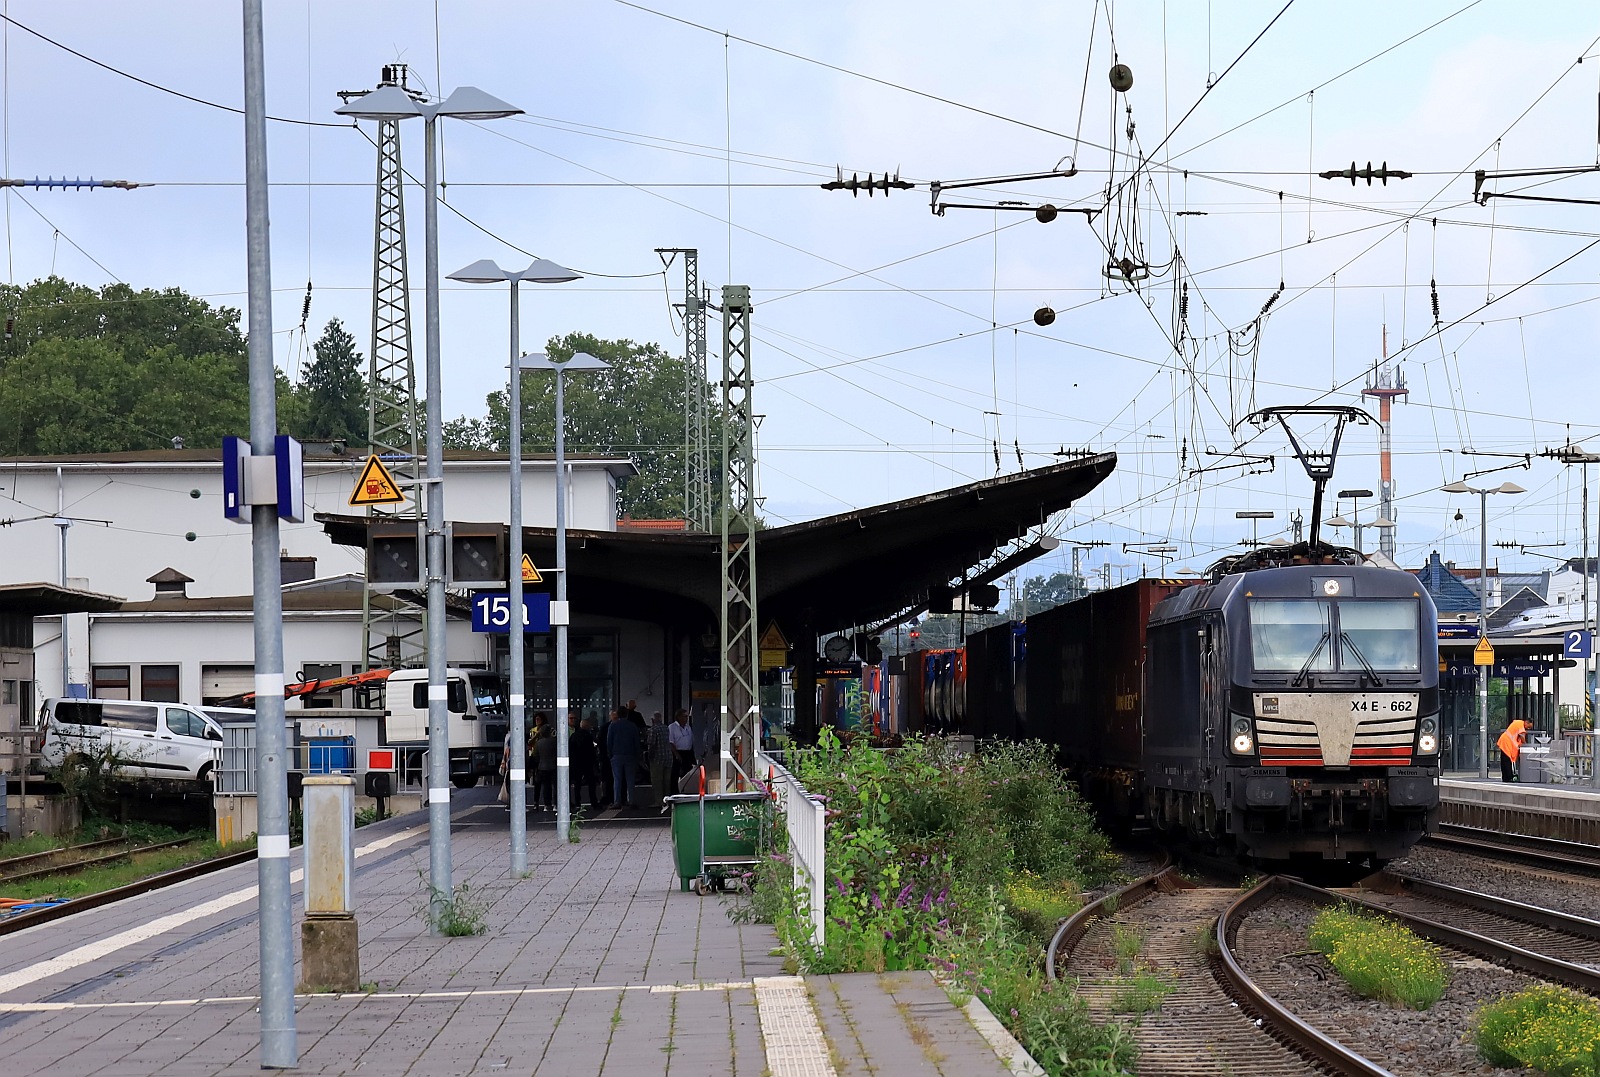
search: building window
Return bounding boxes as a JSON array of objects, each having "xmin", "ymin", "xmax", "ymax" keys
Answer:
[
  {"xmin": 2, "ymin": 680, "xmax": 15, "ymax": 706},
  {"xmin": 142, "ymin": 665, "xmax": 181, "ymax": 703},
  {"xmin": 92, "ymin": 665, "xmax": 131, "ymax": 700},
  {"xmin": 201, "ymin": 665, "xmax": 255, "ymax": 707},
  {"xmin": 300, "ymin": 663, "xmax": 343, "ymax": 708}
]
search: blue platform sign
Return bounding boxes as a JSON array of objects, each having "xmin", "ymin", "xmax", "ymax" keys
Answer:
[
  {"xmin": 470, "ymin": 592, "xmax": 551, "ymax": 634},
  {"xmin": 1564, "ymin": 629, "xmax": 1592, "ymax": 659}
]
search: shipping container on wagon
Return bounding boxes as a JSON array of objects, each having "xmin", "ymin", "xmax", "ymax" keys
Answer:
[
  {"xmin": 1024, "ymin": 580, "xmax": 1193, "ymax": 800},
  {"xmin": 963, "ymin": 620, "xmax": 1024, "ymax": 740}
]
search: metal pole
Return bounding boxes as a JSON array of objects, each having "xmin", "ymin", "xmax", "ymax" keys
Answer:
[
  {"xmin": 241, "ymin": 0, "xmax": 295, "ymax": 1064},
  {"xmin": 554, "ymin": 368, "xmax": 572, "ymax": 838},
  {"xmin": 506, "ymin": 281, "xmax": 528, "ymax": 872},
  {"xmin": 1479, "ymin": 489, "xmax": 1490, "ymax": 780},
  {"xmin": 1587, "ymin": 460, "xmax": 1598, "ymax": 789},
  {"xmin": 55, "ymin": 467, "xmax": 69, "ymax": 695},
  {"xmin": 421, "ymin": 112, "xmax": 452, "ymax": 932}
]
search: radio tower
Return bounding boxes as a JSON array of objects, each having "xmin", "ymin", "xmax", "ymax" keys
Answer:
[
  {"xmin": 1362, "ymin": 325, "xmax": 1407, "ymax": 561},
  {"xmin": 338, "ymin": 65, "xmax": 424, "ymax": 673}
]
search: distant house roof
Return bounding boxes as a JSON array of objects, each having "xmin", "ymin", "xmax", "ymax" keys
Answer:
[
  {"xmin": 1488, "ymin": 585, "xmax": 1547, "ymax": 631},
  {"xmin": 0, "ymin": 582, "xmax": 124, "ymax": 615},
  {"xmin": 1414, "ymin": 551, "xmax": 1481, "ymax": 613}
]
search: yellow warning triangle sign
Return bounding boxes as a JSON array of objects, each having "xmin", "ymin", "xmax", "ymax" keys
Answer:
[
  {"xmin": 758, "ymin": 621, "xmax": 789, "ymax": 650},
  {"xmin": 348, "ymin": 455, "xmax": 406, "ymax": 507},
  {"xmin": 521, "ymin": 554, "xmax": 542, "ymax": 583}
]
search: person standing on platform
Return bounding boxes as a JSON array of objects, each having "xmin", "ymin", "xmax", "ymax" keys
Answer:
[
  {"xmin": 624, "ymin": 698, "xmax": 647, "ymax": 733},
  {"xmin": 569, "ymin": 714, "xmax": 601, "ymax": 811},
  {"xmin": 531, "ymin": 712, "xmax": 557, "ymax": 810},
  {"xmin": 1497, "ymin": 719, "xmax": 1528, "ymax": 783},
  {"xmin": 595, "ymin": 709, "xmax": 614, "ymax": 807},
  {"xmin": 668, "ymin": 708, "xmax": 696, "ymax": 788},
  {"xmin": 647, "ymin": 711, "xmax": 673, "ymax": 805},
  {"xmin": 606, "ymin": 707, "xmax": 642, "ymax": 809}
]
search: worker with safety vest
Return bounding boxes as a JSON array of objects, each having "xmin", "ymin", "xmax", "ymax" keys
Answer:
[{"xmin": 1496, "ymin": 719, "xmax": 1528, "ymax": 783}]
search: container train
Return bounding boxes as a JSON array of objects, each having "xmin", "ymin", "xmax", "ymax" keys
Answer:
[{"xmin": 894, "ymin": 545, "xmax": 1441, "ymax": 864}]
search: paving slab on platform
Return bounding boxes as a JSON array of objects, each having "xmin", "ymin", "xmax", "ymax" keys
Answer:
[{"xmin": 0, "ymin": 790, "xmax": 1028, "ymax": 1077}]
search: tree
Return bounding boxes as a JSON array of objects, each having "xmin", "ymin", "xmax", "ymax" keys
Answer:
[
  {"xmin": 1021, "ymin": 572, "xmax": 1088, "ymax": 615},
  {"xmin": 0, "ymin": 277, "xmax": 257, "ymax": 455},
  {"xmin": 295, "ymin": 318, "xmax": 367, "ymax": 445},
  {"xmin": 447, "ymin": 331, "xmax": 720, "ymax": 520}
]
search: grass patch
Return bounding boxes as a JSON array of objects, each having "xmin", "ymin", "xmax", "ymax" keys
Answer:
[
  {"xmin": 416, "ymin": 877, "xmax": 488, "ymax": 937},
  {"xmin": 1475, "ymin": 985, "xmax": 1600, "ymax": 1076},
  {"xmin": 1004, "ymin": 873, "xmax": 1082, "ymax": 942},
  {"xmin": 1110, "ymin": 923, "xmax": 1144, "ymax": 974},
  {"xmin": 1307, "ymin": 905, "xmax": 1448, "ymax": 1010},
  {"xmin": 1110, "ymin": 970, "xmax": 1175, "ymax": 1015},
  {"xmin": 0, "ymin": 833, "xmax": 246, "ymax": 903}
]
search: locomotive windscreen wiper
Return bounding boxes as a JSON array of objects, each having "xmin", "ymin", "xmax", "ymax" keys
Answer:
[
  {"xmin": 1339, "ymin": 632, "xmax": 1384, "ymax": 687},
  {"xmin": 1291, "ymin": 632, "xmax": 1331, "ymax": 687}
]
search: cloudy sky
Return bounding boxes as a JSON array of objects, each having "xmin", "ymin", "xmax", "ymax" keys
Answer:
[{"xmin": 5, "ymin": 1, "xmax": 1600, "ymax": 584}]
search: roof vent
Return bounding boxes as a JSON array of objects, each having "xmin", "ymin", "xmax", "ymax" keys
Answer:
[{"xmin": 147, "ymin": 566, "xmax": 194, "ymax": 599}]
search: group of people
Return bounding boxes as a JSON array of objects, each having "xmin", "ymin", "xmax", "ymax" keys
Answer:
[{"xmin": 500, "ymin": 701, "xmax": 702, "ymax": 811}]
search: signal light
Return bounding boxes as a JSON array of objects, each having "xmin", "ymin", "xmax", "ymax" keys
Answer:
[
  {"xmin": 367, "ymin": 521, "xmax": 424, "ymax": 591},
  {"xmin": 447, "ymin": 522, "xmax": 507, "ymax": 589}
]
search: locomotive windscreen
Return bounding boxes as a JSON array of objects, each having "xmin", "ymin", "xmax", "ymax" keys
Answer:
[{"xmin": 1248, "ymin": 598, "xmax": 1420, "ymax": 674}]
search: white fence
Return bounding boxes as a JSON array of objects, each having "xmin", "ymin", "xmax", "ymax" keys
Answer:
[{"xmin": 756, "ymin": 749, "xmax": 826, "ymax": 949}]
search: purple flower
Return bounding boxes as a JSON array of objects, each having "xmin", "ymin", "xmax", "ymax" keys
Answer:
[
  {"xmin": 919, "ymin": 890, "xmax": 934, "ymax": 913},
  {"xmin": 895, "ymin": 883, "xmax": 915, "ymax": 908},
  {"xmin": 870, "ymin": 892, "xmax": 884, "ymax": 910}
]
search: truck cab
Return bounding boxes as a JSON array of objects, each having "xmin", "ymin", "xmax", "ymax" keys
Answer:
[{"xmin": 382, "ymin": 668, "xmax": 507, "ymax": 788}]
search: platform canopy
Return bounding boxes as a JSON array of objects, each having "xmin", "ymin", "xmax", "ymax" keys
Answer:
[
  {"xmin": 318, "ymin": 452, "xmax": 1116, "ymax": 632},
  {"xmin": 0, "ymin": 582, "xmax": 124, "ymax": 616}
]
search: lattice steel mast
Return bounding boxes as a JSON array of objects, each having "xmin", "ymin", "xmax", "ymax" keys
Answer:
[
  {"xmin": 656, "ymin": 248, "xmax": 712, "ymax": 531},
  {"xmin": 339, "ymin": 65, "xmax": 424, "ymax": 671},
  {"xmin": 718, "ymin": 285, "xmax": 758, "ymax": 788}
]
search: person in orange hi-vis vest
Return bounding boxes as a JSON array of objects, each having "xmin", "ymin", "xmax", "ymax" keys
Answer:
[{"xmin": 1496, "ymin": 719, "xmax": 1528, "ymax": 783}]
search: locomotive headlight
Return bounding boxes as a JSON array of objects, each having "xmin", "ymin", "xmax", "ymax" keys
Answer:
[
  {"xmin": 1418, "ymin": 716, "xmax": 1438, "ymax": 754},
  {"xmin": 1230, "ymin": 717, "xmax": 1254, "ymax": 754}
]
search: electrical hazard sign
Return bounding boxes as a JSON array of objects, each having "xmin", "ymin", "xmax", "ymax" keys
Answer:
[{"xmin": 348, "ymin": 455, "xmax": 406, "ymax": 507}]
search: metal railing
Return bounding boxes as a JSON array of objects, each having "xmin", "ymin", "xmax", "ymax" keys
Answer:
[
  {"xmin": 756, "ymin": 748, "xmax": 826, "ymax": 948},
  {"xmin": 1565, "ymin": 730, "xmax": 1595, "ymax": 782}
]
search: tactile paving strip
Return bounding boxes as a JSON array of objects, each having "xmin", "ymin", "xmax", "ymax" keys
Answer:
[{"xmin": 753, "ymin": 974, "xmax": 839, "ymax": 1077}]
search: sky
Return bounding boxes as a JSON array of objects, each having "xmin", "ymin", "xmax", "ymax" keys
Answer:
[{"xmin": 4, "ymin": 0, "xmax": 1600, "ymax": 589}]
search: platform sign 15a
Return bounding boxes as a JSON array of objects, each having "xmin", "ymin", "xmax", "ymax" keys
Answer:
[
  {"xmin": 471, "ymin": 592, "xmax": 551, "ymax": 633},
  {"xmin": 1564, "ymin": 629, "xmax": 1593, "ymax": 659}
]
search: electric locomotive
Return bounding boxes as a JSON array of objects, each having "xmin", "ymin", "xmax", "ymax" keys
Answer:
[{"xmin": 1140, "ymin": 546, "xmax": 1440, "ymax": 862}]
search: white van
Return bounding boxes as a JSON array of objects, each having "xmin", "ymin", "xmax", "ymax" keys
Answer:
[
  {"xmin": 39, "ymin": 698, "xmax": 224, "ymax": 782},
  {"xmin": 382, "ymin": 668, "xmax": 507, "ymax": 788}
]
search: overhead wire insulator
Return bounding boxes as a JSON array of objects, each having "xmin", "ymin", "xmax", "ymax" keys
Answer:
[
  {"xmin": 1260, "ymin": 282, "xmax": 1283, "ymax": 317},
  {"xmin": 1431, "ymin": 278, "xmax": 1441, "ymax": 326},
  {"xmin": 1317, "ymin": 161, "xmax": 1414, "ymax": 186},
  {"xmin": 820, "ymin": 166, "xmax": 914, "ymax": 197},
  {"xmin": 1179, "ymin": 280, "xmax": 1189, "ymax": 321},
  {"xmin": 298, "ymin": 281, "xmax": 313, "ymax": 330}
]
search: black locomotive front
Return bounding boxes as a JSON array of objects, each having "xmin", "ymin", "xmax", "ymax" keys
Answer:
[{"xmin": 1143, "ymin": 563, "xmax": 1440, "ymax": 862}]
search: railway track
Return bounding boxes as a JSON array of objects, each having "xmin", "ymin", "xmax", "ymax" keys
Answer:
[
  {"xmin": 0, "ymin": 835, "xmax": 198, "ymax": 885},
  {"xmin": 0, "ymin": 841, "xmax": 256, "ymax": 937},
  {"xmin": 1049, "ymin": 867, "xmax": 1394, "ymax": 1076},
  {"xmin": 1423, "ymin": 825, "xmax": 1600, "ymax": 877}
]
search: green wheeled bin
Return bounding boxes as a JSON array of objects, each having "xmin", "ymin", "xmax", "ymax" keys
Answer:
[{"xmin": 665, "ymin": 791, "xmax": 768, "ymax": 893}]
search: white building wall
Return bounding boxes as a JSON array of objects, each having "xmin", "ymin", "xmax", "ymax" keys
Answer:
[{"xmin": 0, "ymin": 456, "xmax": 624, "ymax": 602}]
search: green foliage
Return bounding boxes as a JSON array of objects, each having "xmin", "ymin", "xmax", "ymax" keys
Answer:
[
  {"xmin": 416, "ymin": 877, "xmax": 488, "ymax": 937},
  {"xmin": 1474, "ymin": 985, "xmax": 1600, "ymax": 1075},
  {"xmin": 44, "ymin": 743, "xmax": 131, "ymax": 819},
  {"xmin": 1021, "ymin": 572, "xmax": 1089, "ymax": 614},
  {"xmin": 296, "ymin": 318, "xmax": 367, "ymax": 444},
  {"xmin": 755, "ymin": 731, "xmax": 1130, "ymax": 1075},
  {"xmin": 1110, "ymin": 923, "xmax": 1143, "ymax": 974},
  {"xmin": 0, "ymin": 277, "xmax": 251, "ymax": 454},
  {"xmin": 1110, "ymin": 970, "xmax": 1175, "ymax": 1015},
  {"xmin": 1307, "ymin": 905, "xmax": 1448, "ymax": 1010},
  {"xmin": 445, "ymin": 331, "xmax": 723, "ymax": 520},
  {"xmin": 353, "ymin": 806, "xmax": 379, "ymax": 828}
]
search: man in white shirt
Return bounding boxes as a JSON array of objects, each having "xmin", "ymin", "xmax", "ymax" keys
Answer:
[{"xmin": 668, "ymin": 708, "xmax": 696, "ymax": 786}]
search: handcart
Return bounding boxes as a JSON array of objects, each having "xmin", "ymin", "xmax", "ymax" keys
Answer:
[{"xmin": 664, "ymin": 766, "xmax": 766, "ymax": 894}]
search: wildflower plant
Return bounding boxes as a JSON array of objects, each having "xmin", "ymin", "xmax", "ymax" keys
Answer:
[
  {"xmin": 1475, "ymin": 985, "xmax": 1600, "ymax": 1076},
  {"xmin": 1307, "ymin": 905, "xmax": 1448, "ymax": 1010},
  {"xmin": 749, "ymin": 729, "xmax": 1131, "ymax": 1075}
]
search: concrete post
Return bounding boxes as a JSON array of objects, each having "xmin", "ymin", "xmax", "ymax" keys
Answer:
[{"xmin": 300, "ymin": 775, "xmax": 360, "ymax": 993}]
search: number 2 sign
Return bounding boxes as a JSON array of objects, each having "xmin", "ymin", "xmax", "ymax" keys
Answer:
[{"xmin": 1564, "ymin": 629, "xmax": 1592, "ymax": 658}]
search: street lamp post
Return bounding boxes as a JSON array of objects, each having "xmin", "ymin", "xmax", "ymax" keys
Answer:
[
  {"xmin": 447, "ymin": 259, "xmax": 582, "ymax": 874},
  {"xmin": 519, "ymin": 350, "xmax": 609, "ymax": 843},
  {"xmin": 337, "ymin": 84, "xmax": 522, "ymax": 932},
  {"xmin": 1443, "ymin": 480, "xmax": 1526, "ymax": 778}
]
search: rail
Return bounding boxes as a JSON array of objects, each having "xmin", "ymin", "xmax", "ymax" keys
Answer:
[{"xmin": 754, "ymin": 748, "xmax": 826, "ymax": 949}]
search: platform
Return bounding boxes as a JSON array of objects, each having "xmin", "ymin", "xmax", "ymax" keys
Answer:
[
  {"xmin": 1440, "ymin": 773, "xmax": 1600, "ymax": 845},
  {"xmin": 0, "ymin": 788, "xmax": 1030, "ymax": 1076}
]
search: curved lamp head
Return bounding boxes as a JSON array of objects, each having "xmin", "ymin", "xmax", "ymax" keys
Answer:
[
  {"xmin": 518, "ymin": 350, "xmax": 609, "ymax": 373},
  {"xmin": 337, "ymin": 85, "xmax": 520, "ymax": 123},
  {"xmin": 1441, "ymin": 481, "xmax": 1472, "ymax": 494},
  {"xmin": 450, "ymin": 257, "xmax": 582, "ymax": 285},
  {"xmin": 1324, "ymin": 516, "xmax": 1352, "ymax": 528},
  {"xmin": 1496, "ymin": 482, "xmax": 1526, "ymax": 495}
]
